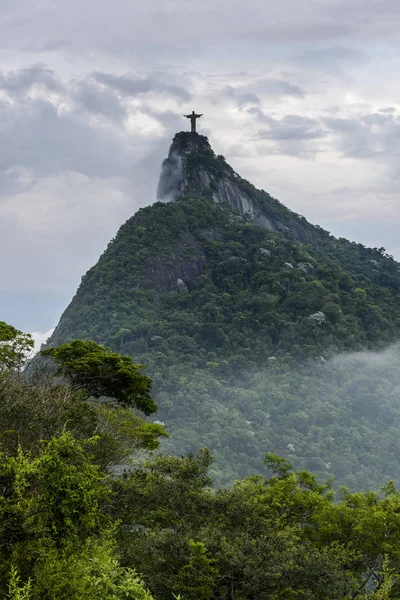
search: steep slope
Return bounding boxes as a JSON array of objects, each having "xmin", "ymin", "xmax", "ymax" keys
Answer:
[
  {"xmin": 157, "ymin": 132, "xmax": 319, "ymax": 240},
  {"xmin": 49, "ymin": 132, "xmax": 400, "ymax": 488}
]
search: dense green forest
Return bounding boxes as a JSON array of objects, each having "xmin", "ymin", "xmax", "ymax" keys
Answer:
[
  {"xmin": 48, "ymin": 132, "xmax": 400, "ymax": 489},
  {"xmin": 2, "ymin": 322, "xmax": 400, "ymax": 598}
]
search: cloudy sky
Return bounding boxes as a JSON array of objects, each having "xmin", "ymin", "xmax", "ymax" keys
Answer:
[{"xmin": 2, "ymin": 0, "xmax": 400, "ymax": 336}]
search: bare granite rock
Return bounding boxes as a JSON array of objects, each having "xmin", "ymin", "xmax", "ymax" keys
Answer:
[
  {"xmin": 308, "ymin": 311, "xmax": 326, "ymax": 325},
  {"xmin": 176, "ymin": 278, "xmax": 189, "ymax": 294}
]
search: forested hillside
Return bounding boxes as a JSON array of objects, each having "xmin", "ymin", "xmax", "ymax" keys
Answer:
[{"xmin": 48, "ymin": 132, "xmax": 400, "ymax": 488}]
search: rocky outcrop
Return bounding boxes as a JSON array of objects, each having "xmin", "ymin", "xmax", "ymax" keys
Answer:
[
  {"xmin": 176, "ymin": 278, "xmax": 189, "ymax": 294},
  {"xmin": 212, "ymin": 179, "xmax": 255, "ymax": 218},
  {"xmin": 297, "ymin": 262, "xmax": 314, "ymax": 273},
  {"xmin": 308, "ymin": 311, "xmax": 326, "ymax": 326},
  {"xmin": 156, "ymin": 132, "xmax": 322, "ymax": 242}
]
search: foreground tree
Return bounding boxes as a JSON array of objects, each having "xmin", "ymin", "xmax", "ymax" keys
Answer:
[
  {"xmin": 0, "ymin": 326, "xmax": 162, "ymax": 598},
  {"xmin": 0, "ymin": 327, "xmax": 166, "ymax": 468},
  {"xmin": 41, "ymin": 340, "xmax": 157, "ymax": 414},
  {"xmin": 0, "ymin": 431, "xmax": 153, "ymax": 600},
  {"xmin": 0, "ymin": 322, "xmax": 33, "ymax": 371},
  {"xmin": 112, "ymin": 451, "xmax": 400, "ymax": 599},
  {"xmin": 113, "ymin": 451, "xmax": 356, "ymax": 599}
]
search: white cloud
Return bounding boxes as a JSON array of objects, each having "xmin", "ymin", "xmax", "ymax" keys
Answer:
[{"xmin": 31, "ymin": 328, "xmax": 55, "ymax": 353}]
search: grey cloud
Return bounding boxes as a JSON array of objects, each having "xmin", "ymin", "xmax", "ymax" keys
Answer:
[
  {"xmin": 222, "ymin": 86, "xmax": 261, "ymax": 108},
  {"xmin": 0, "ymin": 65, "xmax": 194, "ymax": 199},
  {"xmin": 299, "ymin": 45, "xmax": 363, "ymax": 61},
  {"xmin": 257, "ymin": 140, "xmax": 323, "ymax": 159},
  {"xmin": 255, "ymin": 79, "xmax": 305, "ymax": 98},
  {"xmin": 243, "ymin": 20, "xmax": 356, "ymax": 44},
  {"xmin": 294, "ymin": 45, "xmax": 367, "ymax": 69},
  {"xmin": 324, "ymin": 113, "xmax": 400, "ymax": 159},
  {"xmin": 0, "ymin": 64, "xmax": 62, "ymax": 95},
  {"xmin": 331, "ymin": 343, "xmax": 400, "ymax": 371},
  {"xmin": 0, "ymin": 97, "xmax": 132, "ymax": 186},
  {"xmin": 92, "ymin": 72, "xmax": 192, "ymax": 102},
  {"xmin": 237, "ymin": 92, "xmax": 261, "ymax": 106},
  {"xmin": 0, "ymin": 0, "xmax": 376, "ymax": 63},
  {"xmin": 141, "ymin": 106, "xmax": 185, "ymax": 133},
  {"xmin": 246, "ymin": 107, "xmax": 272, "ymax": 123},
  {"xmin": 157, "ymin": 152, "xmax": 183, "ymax": 201},
  {"xmin": 256, "ymin": 114, "xmax": 326, "ymax": 141},
  {"xmin": 34, "ymin": 40, "xmax": 70, "ymax": 52},
  {"xmin": 225, "ymin": 143, "xmax": 252, "ymax": 158},
  {"xmin": 361, "ymin": 113, "xmax": 394, "ymax": 127},
  {"xmin": 324, "ymin": 117, "xmax": 361, "ymax": 133},
  {"xmin": 73, "ymin": 79, "xmax": 127, "ymax": 121},
  {"xmin": 250, "ymin": 114, "xmax": 326, "ymax": 159},
  {"xmin": 0, "ymin": 90, "xmax": 170, "ymax": 330},
  {"xmin": 246, "ymin": 110, "xmax": 327, "ymax": 158},
  {"xmin": 331, "ymin": 0, "xmax": 400, "ymax": 34},
  {"xmin": 221, "ymin": 78, "xmax": 304, "ymax": 109}
]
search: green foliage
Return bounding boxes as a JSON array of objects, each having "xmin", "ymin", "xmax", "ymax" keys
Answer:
[
  {"xmin": 0, "ymin": 429, "xmax": 153, "ymax": 600},
  {"xmin": 36, "ymin": 432, "xmax": 108, "ymax": 539},
  {"xmin": 113, "ymin": 450, "xmax": 359, "ymax": 599},
  {"xmin": 0, "ymin": 322, "xmax": 33, "ymax": 371},
  {"xmin": 264, "ymin": 453, "xmax": 293, "ymax": 479},
  {"xmin": 0, "ymin": 366, "xmax": 165, "ymax": 470},
  {"xmin": 0, "ymin": 431, "xmax": 107, "ymax": 568},
  {"xmin": 41, "ymin": 340, "xmax": 157, "ymax": 415},
  {"xmin": 0, "ymin": 334, "xmax": 162, "ymax": 600},
  {"xmin": 174, "ymin": 541, "xmax": 218, "ymax": 600},
  {"xmin": 357, "ymin": 558, "xmax": 396, "ymax": 599},
  {"xmin": 111, "ymin": 445, "xmax": 400, "ymax": 599},
  {"xmin": 7, "ymin": 567, "xmax": 32, "ymax": 600},
  {"xmin": 32, "ymin": 538, "xmax": 153, "ymax": 600}
]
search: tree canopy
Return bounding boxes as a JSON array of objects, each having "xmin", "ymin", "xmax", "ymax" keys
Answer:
[
  {"xmin": 41, "ymin": 340, "xmax": 157, "ymax": 415},
  {"xmin": 0, "ymin": 321, "xmax": 33, "ymax": 370}
]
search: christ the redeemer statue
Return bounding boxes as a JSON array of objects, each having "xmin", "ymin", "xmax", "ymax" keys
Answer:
[{"xmin": 184, "ymin": 110, "xmax": 202, "ymax": 133}]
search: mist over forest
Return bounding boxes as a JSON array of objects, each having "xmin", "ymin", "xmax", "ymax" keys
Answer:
[{"xmin": 154, "ymin": 342, "xmax": 400, "ymax": 489}]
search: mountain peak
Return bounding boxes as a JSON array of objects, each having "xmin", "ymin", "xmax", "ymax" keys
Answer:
[
  {"xmin": 170, "ymin": 131, "xmax": 213, "ymax": 154},
  {"xmin": 156, "ymin": 131, "xmax": 229, "ymax": 202},
  {"xmin": 157, "ymin": 131, "xmax": 318, "ymax": 241}
]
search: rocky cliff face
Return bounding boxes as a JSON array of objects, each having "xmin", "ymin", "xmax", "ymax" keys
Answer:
[{"xmin": 157, "ymin": 132, "xmax": 318, "ymax": 241}]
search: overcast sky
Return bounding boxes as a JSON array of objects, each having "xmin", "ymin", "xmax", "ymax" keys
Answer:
[{"xmin": 2, "ymin": 0, "xmax": 400, "ymax": 336}]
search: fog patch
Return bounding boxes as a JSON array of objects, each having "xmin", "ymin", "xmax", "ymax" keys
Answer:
[
  {"xmin": 31, "ymin": 328, "xmax": 55, "ymax": 354},
  {"xmin": 330, "ymin": 343, "xmax": 400, "ymax": 371},
  {"xmin": 156, "ymin": 152, "xmax": 183, "ymax": 202},
  {"xmin": 158, "ymin": 342, "xmax": 400, "ymax": 490}
]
